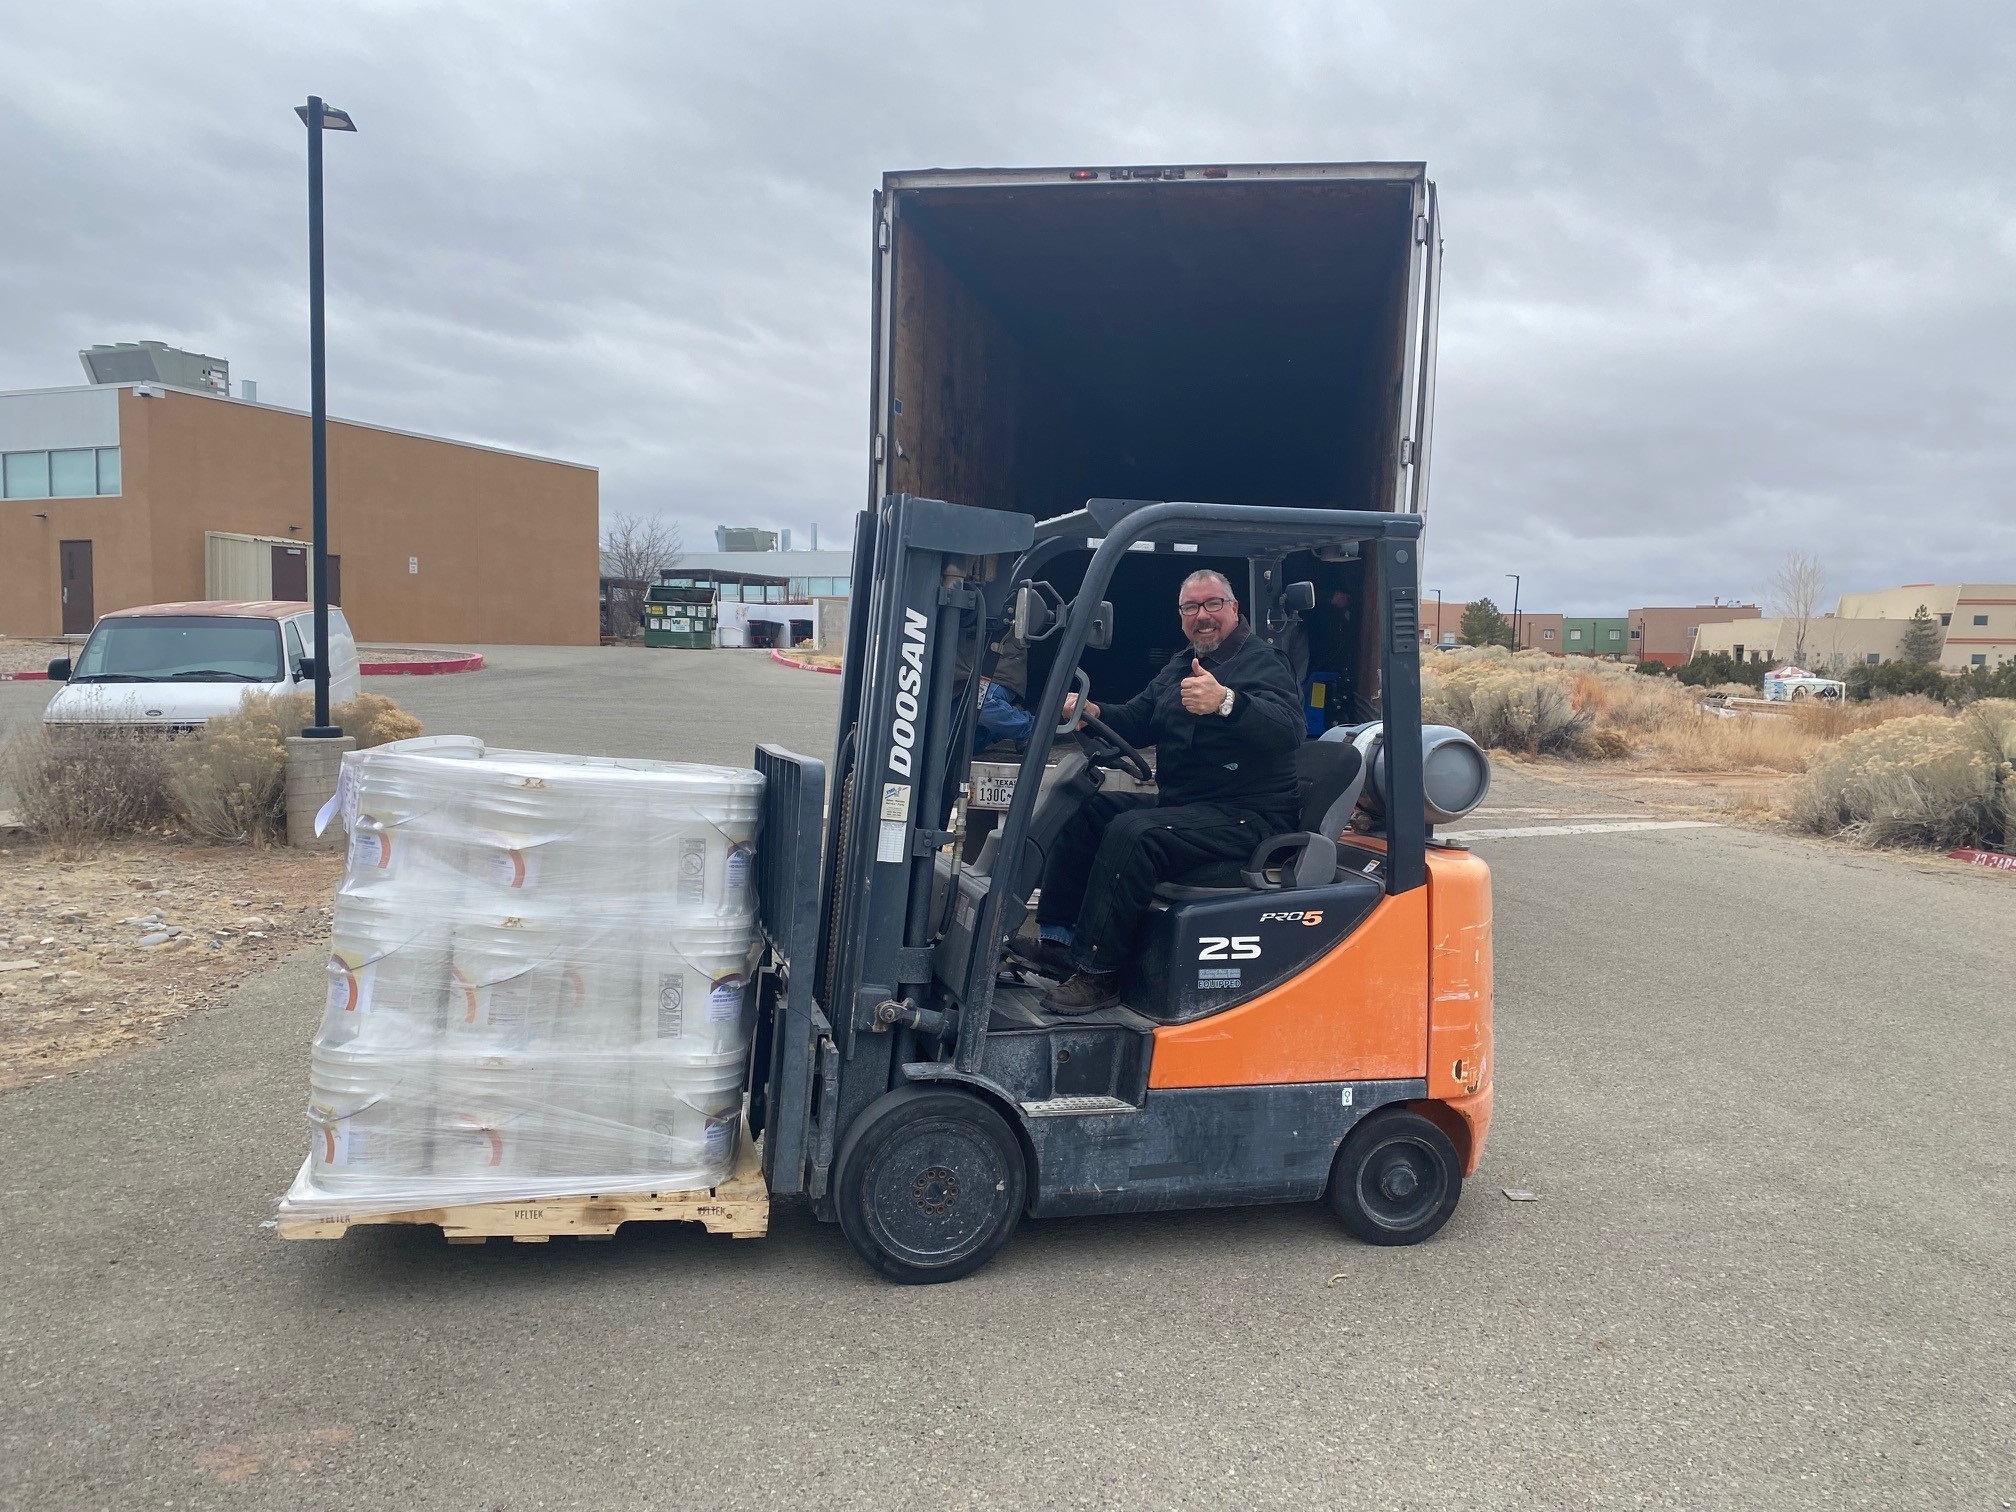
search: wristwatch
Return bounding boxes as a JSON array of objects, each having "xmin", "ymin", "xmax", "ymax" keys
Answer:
[{"xmin": 1217, "ymin": 686, "xmax": 1237, "ymax": 717}]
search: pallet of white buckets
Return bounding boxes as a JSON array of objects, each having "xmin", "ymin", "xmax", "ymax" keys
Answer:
[{"xmin": 275, "ymin": 737, "xmax": 770, "ymax": 1245}]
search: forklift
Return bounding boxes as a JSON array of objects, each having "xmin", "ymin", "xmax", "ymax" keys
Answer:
[{"xmin": 744, "ymin": 493, "xmax": 1494, "ymax": 1283}]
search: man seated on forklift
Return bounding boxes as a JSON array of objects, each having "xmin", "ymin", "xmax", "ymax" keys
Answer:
[{"xmin": 1036, "ymin": 569, "xmax": 1305, "ymax": 1013}]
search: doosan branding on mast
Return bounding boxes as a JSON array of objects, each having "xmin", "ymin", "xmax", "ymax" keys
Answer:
[{"xmin": 887, "ymin": 607, "xmax": 929, "ymax": 778}]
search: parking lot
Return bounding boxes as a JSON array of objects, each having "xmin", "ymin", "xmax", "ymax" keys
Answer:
[{"xmin": 2, "ymin": 648, "xmax": 2012, "ymax": 1509}]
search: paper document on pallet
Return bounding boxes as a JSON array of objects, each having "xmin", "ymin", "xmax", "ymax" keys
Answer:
[{"xmin": 276, "ymin": 736, "xmax": 764, "ymax": 1217}]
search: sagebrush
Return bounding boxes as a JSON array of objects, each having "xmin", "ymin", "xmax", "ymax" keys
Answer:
[
  {"xmin": 1783, "ymin": 700, "xmax": 2016, "ymax": 850},
  {"xmin": 5, "ymin": 691, "xmax": 422, "ymax": 844}
]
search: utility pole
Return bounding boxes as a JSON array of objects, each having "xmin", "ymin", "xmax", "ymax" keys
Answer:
[{"xmin": 1506, "ymin": 573, "xmax": 1522, "ymax": 651}]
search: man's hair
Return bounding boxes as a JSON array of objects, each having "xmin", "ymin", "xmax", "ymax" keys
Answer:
[{"xmin": 1179, "ymin": 569, "xmax": 1237, "ymax": 602}]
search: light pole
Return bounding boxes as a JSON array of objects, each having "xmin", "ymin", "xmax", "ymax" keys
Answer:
[
  {"xmin": 1506, "ymin": 573, "xmax": 1522, "ymax": 651},
  {"xmin": 1433, "ymin": 588, "xmax": 1444, "ymax": 648},
  {"xmin": 295, "ymin": 96, "xmax": 357, "ymax": 738}
]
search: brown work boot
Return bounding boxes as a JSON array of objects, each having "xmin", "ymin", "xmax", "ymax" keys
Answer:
[{"xmin": 1043, "ymin": 970, "xmax": 1122, "ymax": 1015}]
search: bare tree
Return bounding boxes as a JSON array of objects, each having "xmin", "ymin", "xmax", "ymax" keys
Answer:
[
  {"xmin": 1768, "ymin": 551, "xmax": 1826, "ymax": 668},
  {"xmin": 600, "ymin": 511, "xmax": 684, "ymax": 640}
]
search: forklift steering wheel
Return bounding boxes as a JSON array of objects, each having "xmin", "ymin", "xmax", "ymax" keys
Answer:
[{"xmin": 1079, "ymin": 711, "xmax": 1154, "ymax": 785}]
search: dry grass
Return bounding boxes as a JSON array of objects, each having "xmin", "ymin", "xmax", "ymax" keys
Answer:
[
  {"xmin": 1783, "ymin": 700, "xmax": 2016, "ymax": 850},
  {"xmin": 5, "ymin": 692, "xmax": 422, "ymax": 846},
  {"xmin": 1424, "ymin": 650, "xmax": 1964, "ymax": 776},
  {"xmin": 0, "ymin": 725, "xmax": 176, "ymax": 845}
]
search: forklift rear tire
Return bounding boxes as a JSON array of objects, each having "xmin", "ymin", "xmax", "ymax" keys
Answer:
[
  {"xmin": 833, "ymin": 1087, "xmax": 1027, "ymax": 1284},
  {"xmin": 1327, "ymin": 1109, "xmax": 1462, "ymax": 1246}
]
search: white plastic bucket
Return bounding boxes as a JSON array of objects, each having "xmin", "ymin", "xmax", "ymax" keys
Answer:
[
  {"xmin": 628, "ymin": 1050, "xmax": 745, "ymax": 1185},
  {"xmin": 307, "ymin": 1043, "xmax": 428, "ymax": 1190},
  {"xmin": 321, "ymin": 890, "xmax": 452, "ymax": 1050},
  {"xmin": 422, "ymin": 1052, "xmax": 550, "ymax": 1186},
  {"xmin": 636, "ymin": 920, "xmax": 760, "ymax": 1056}
]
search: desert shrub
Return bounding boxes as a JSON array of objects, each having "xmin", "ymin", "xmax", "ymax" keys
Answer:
[
  {"xmin": 1677, "ymin": 653, "xmax": 1766, "ymax": 690},
  {"xmin": 168, "ymin": 690, "xmax": 423, "ymax": 843},
  {"xmin": 1783, "ymin": 700, "xmax": 2016, "ymax": 849},
  {"xmin": 1952, "ymin": 661, "xmax": 2016, "ymax": 703},
  {"xmin": 1635, "ymin": 659, "xmax": 1673, "ymax": 676},
  {"xmin": 1844, "ymin": 660, "xmax": 1956, "ymax": 704},
  {"xmin": 1, "ymin": 724, "xmax": 175, "ymax": 843},
  {"xmin": 1422, "ymin": 648, "xmax": 1592, "ymax": 755}
]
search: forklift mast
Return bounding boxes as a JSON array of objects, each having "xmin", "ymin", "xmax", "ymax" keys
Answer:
[{"xmin": 751, "ymin": 494, "xmax": 1428, "ymax": 1218}]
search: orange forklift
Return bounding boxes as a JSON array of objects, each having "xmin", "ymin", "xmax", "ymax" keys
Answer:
[{"xmin": 745, "ymin": 493, "xmax": 1494, "ymax": 1282}]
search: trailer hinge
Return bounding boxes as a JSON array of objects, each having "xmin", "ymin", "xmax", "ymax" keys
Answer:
[
  {"xmin": 1415, "ymin": 214, "xmax": 1430, "ymax": 244},
  {"xmin": 1400, "ymin": 437, "xmax": 1416, "ymax": 466},
  {"xmin": 878, "ymin": 218, "xmax": 891, "ymax": 251},
  {"xmin": 873, "ymin": 433, "xmax": 886, "ymax": 462}
]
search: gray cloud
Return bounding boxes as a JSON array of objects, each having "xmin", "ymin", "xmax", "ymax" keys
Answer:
[{"xmin": 3, "ymin": 0, "xmax": 2010, "ymax": 614}]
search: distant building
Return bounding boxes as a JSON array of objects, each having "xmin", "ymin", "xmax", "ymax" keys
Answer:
[
  {"xmin": 715, "ymin": 526, "xmax": 781, "ymax": 553},
  {"xmin": 678, "ymin": 548, "xmax": 854, "ymax": 601},
  {"xmin": 1419, "ymin": 599, "xmax": 1468, "ymax": 649},
  {"xmin": 1562, "ymin": 616, "xmax": 1629, "ymax": 657},
  {"xmin": 1690, "ymin": 584, "xmax": 2016, "ymax": 671},
  {"xmin": 79, "ymin": 340, "xmax": 230, "ymax": 395},
  {"xmin": 1628, "ymin": 603, "xmax": 1761, "ymax": 667},
  {"xmin": 1512, "ymin": 612, "xmax": 1564, "ymax": 654},
  {"xmin": 2, "ymin": 379, "xmax": 598, "ymax": 643}
]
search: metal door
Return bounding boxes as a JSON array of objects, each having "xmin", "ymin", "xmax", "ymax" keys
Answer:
[
  {"xmin": 271, "ymin": 544, "xmax": 309, "ymax": 600},
  {"xmin": 59, "ymin": 540, "xmax": 94, "ymax": 635}
]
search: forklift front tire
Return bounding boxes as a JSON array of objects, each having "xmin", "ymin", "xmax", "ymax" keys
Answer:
[
  {"xmin": 1326, "ymin": 1109, "xmax": 1462, "ymax": 1247},
  {"xmin": 833, "ymin": 1087, "xmax": 1028, "ymax": 1284}
]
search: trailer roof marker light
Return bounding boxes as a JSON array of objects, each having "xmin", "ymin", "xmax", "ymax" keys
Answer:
[
  {"xmin": 1069, "ymin": 169, "xmax": 1099, "ymax": 181},
  {"xmin": 1201, "ymin": 166, "xmax": 1230, "ymax": 178}
]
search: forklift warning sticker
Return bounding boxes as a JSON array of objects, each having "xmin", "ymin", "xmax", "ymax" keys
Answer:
[
  {"xmin": 880, "ymin": 783, "xmax": 911, "ymax": 821},
  {"xmin": 877, "ymin": 820, "xmax": 907, "ymax": 863},
  {"xmin": 1198, "ymin": 967, "xmax": 1242, "ymax": 990}
]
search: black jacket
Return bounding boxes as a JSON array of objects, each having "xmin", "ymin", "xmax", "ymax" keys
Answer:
[{"xmin": 1098, "ymin": 623, "xmax": 1305, "ymax": 814}]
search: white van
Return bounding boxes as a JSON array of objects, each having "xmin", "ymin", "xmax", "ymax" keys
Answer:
[{"xmin": 42, "ymin": 601, "xmax": 361, "ymax": 732}]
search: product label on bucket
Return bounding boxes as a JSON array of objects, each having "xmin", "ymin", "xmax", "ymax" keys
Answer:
[
  {"xmin": 724, "ymin": 842, "xmax": 753, "ymax": 899},
  {"xmin": 485, "ymin": 847, "xmax": 538, "ymax": 890},
  {"xmin": 703, "ymin": 1115, "xmax": 734, "ymax": 1162},
  {"xmin": 326, "ymin": 955, "xmax": 375, "ymax": 1015},
  {"xmin": 678, "ymin": 837, "xmax": 708, "ymax": 905},
  {"xmin": 656, "ymin": 973, "xmax": 685, "ymax": 1038},
  {"xmin": 316, "ymin": 1114, "xmax": 367, "ymax": 1168},
  {"xmin": 708, "ymin": 972, "xmax": 746, "ymax": 1023},
  {"xmin": 349, "ymin": 826, "xmax": 392, "ymax": 872}
]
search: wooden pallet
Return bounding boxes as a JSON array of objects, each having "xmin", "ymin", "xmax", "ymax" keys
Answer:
[{"xmin": 275, "ymin": 1131, "xmax": 769, "ymax": 1244}]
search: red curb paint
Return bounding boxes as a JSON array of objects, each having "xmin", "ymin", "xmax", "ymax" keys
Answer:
[
  {"xmin": 1948, "ymin": 847, "xmax": 2016, "ymax": 871},
  {"xmin": 769, "ymin": 649, "xmax": 842, "ymax": 676},
  {"xmin": 360, "ymin": 653, "xmax": 485, "ymax": 676}
]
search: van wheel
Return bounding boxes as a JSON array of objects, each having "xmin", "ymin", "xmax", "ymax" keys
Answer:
[
  {"xmin": 834, "ymin": 1087, "xmax": 1027, "ymax": 1284},
  {"xmin": 1327, "ymin": 1109, "xmax": 1462, "ymax": 1246}
]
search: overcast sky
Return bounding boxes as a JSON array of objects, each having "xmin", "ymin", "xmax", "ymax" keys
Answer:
[{"xmin": 4, "ymin": 1, "xmax": 2011, "ymax": 614}]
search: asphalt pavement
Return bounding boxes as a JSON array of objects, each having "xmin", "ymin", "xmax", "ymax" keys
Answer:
[{"xmin": 2, "ymin": 648, "xmax": 2012, "ymax": 1509}]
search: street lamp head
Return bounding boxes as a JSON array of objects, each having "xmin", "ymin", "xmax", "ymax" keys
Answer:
[{"xmin": 295, "ymin": 103, "xmax": 358, "ymax": 132}]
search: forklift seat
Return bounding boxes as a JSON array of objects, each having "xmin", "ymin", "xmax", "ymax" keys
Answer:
[{"xmin": 1155, "ymin": 738, "xmax": 1367, "ymax": 898}]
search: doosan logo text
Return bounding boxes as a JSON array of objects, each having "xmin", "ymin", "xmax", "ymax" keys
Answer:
[{"xmin": 887, "ymin": 607, "xmax": 929, "ymax": 776}]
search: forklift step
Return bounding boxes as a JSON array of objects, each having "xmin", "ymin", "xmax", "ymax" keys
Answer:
[
  {"xmin": 1018, "ymin": 1095, "xmax": 1139, "ymax": 1118},
  {"xmin": 273, "ymin": 1125, "xmax": 769, "ymax": 1245}
]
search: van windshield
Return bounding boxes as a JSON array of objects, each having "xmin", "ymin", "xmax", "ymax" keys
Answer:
[{"xmin": 72, "ymin": 617, "xmax": 285, "ymax": 683}]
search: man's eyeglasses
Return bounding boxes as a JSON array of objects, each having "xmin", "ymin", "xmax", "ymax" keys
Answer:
[{"xmin": 1178, "ymin": 597, "xmax": 1232, "ymax": 618}]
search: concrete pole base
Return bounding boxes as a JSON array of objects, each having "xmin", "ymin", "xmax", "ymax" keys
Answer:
[{"xmin": 284, "ymin": 735, "xmax": 355, "ymax": 849}]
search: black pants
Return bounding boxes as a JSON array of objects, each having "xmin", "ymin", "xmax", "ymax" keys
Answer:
[{"xmin": 1036, "ymin": 792, "xmax": 1293, "ymax": 973}]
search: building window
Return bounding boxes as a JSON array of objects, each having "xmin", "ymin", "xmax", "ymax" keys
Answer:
[
  {"xmin": 1543, "ymin": 629, "xmax": 1555, "ymax": 640},
  {"xmin": 1973, "ymin": 614, "xmax": 1989, "ymax": 626},
  {"xmin": 1440, "ymin": 632, "xmax": 1456, "ymax": 647},
  {"xmin": 1568, "ymin": 629, "xmax": 1582, "ymax": 641},
  {"xmin": 1608, "ymin": 629, "xmax": 1622, "ymax": 641},
  {"xmin": 1, "ymin": 446, "xmax": 122, "ymax": 498},
  {"xmin": 1940, "ymin": 613, "xmax": 1952, "ymax": 626},
  {"xmin": 1866, "ymin": 653, "xmax": 1881, "ymax": 665},
  {"xmin": 1685, "ymin": 625, "xmax": 1698, "ymax": 637},
  {"xmin": 1972, "ymin": 654, "xmax": 1988, "ymax": 666},
  {"xmin": 1630, "ymin": 628, "xmax": 1641, "ymax": 640}
]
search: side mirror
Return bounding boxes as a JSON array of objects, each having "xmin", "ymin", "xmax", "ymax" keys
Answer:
[
  {"xmin": 46, "ymin": 657, "xmax": 71, "ymax": 682},
  {"xmin": 1085, "ymin": 600, "xmax": 1114, "ymax": 651},
  {"xmin": 1283, "ymin": 581, "xmax": 1317, "ymax": 614},
  {"xmin": 294, "ymin": 656, "xmax": 319, "ymax": 682},
  {"xmin": 1011, "ymin": 582, "xmax": 1063, "ymax": 643}
]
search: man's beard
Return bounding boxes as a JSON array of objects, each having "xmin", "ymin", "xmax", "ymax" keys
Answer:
[{"xmin": 1187, "ymin": 623, "xmax": 1227, "ymax": 653}]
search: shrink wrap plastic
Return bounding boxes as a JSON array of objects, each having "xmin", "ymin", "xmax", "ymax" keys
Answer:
[{"xmin": 277, "ymin": 737, "xmax": 763, "ymax": 1215}]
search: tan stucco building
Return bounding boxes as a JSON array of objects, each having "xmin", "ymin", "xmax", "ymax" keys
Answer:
[
  {"xmin": 1, "ymin": 383, "xmax": 598, "ymax": 645},
  {"xmin": 1689, "ymin": 584, "xmax": 2016, "ymax": 671},
  {"xmin": 1627, "ymin": 603, "xmax": 1761, "ymax": 667}
]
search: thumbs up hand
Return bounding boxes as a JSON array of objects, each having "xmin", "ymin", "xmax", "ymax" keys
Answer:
[{"xmin": 1180, "ymin": 657, "xmax": 1229, "ymax": 715}]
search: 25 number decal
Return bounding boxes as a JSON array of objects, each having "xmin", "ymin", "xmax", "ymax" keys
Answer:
[{"xmin": 1198, "ymin": 935, "xmax": 1261, "ymax": 961}]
